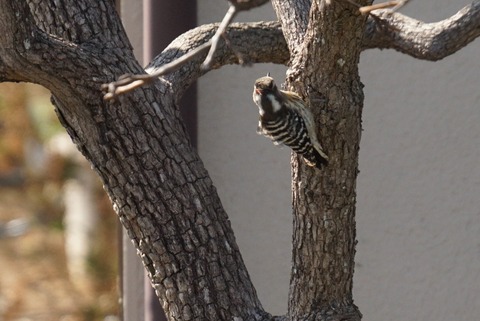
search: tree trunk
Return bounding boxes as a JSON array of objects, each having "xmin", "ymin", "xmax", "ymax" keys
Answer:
[
  {"xmin": 2, "ymin": 0, "xmax": 479, "ymax": 320},
  {"xmin": 0, "ymin": 1, "xmax": 265, "ymax": 320},
  {"xmin": 272, "ymin": 1, "xmax": 368, "ymax": 320}
]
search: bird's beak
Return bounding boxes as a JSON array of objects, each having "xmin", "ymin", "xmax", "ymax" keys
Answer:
[{"xmin": 255, "ymin": 88, "xmax": 262, "ymax": 95}]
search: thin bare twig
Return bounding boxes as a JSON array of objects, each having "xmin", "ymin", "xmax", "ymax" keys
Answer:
[
  {"xmin": 101, "ymin": 41, "xmax": 211, "ymax": 100},
  {"xmin": 359, "ymin": 0, "xmax": 410, "ymax": 15},
  {"xmin": 390, "ymin": 0, "xmax": 410, "ymax": 11},
  {"xmin": 147, "ymin": 21, "xmax": 287, "ymax": 100},
  {"xmin": 201, "ymin": 5, "xmax": 238, "ymax": 70},
  {"xmin": 102, "ymin": 0, "xmax": 266, "ymax": 101}
]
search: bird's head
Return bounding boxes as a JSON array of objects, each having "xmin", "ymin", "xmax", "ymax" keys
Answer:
[
  {"xmin": 253, "ymin": 76, "xmax": 277, "ymax": 97},
  {"xmin": 253, "ymin": 75, "xmax": 283, "ymax": 117}
]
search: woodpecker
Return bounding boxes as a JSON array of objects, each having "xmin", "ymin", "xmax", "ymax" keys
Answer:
[{"xmin": 252, "ymin": 75, "xmax": 328, "ymax": 168}]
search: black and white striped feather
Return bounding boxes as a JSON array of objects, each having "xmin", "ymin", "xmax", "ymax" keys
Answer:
[{"xmin": 253, "ymin": 76, "xmax": 328, "ymax": 168}]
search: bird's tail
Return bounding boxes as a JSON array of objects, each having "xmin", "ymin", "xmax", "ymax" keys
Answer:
[{"xmin": 302, "ymin": 148, "xmax": 328, "ymax": 168}]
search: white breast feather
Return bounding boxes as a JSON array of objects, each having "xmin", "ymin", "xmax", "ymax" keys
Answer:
[{"xmin": 267, "ymin": 94, "xmax": 282, "ymax": 113}]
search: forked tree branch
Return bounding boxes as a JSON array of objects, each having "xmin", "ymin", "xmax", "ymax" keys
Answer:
[
  {"xmin": 103, "ymin": 0, "xmax": 270, "ymax": 100},
  {"xmin": 148, "ymin": 21, "xmax": 287, "ymax": 100},
  {"xmin": 103, "ymin": 21, "xmax": 288, "ymax": 101},
  {"xmin": 101, "ymin": 1, "xmax": 480, "ymax": 100},
  {"xmin": 102, "ymin": 3, "xmax": 240, "ymax": 101}
]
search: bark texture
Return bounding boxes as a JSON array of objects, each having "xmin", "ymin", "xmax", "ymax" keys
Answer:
[
  {"xmin": 270, "ymin": 0, "xmax": 368, "ymax": 320},
  {"xmin": 145, "ymin": 0, "xmax": 480, "ymax": 85},
  {"xmin": 1, "ymin": 0, "xmax": 479, "ymax": 321},
  {"xmin": 0, "ymin": 1, "xmax": 268, "ymax": 321},
  {"xmin": 146, "ymin": 21, "xmax": 288, "ymax": 101},
  {"xmin": 363, "ymin": 2, "xmax": 480, "ymax": 60}
]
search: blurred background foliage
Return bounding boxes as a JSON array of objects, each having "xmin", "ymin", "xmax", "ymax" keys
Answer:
[{"xmin": 0, "ymin": 83, "xmax": 119, "ymax": 321}]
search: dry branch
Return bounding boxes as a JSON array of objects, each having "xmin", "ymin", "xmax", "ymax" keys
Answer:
[
  {"xmin": 201, "ymin": 5, "xmax": 238, "ymax": 70},
  {"xmin": 103, "ymin": 0, "xmax": 270, "ymax": 100},
  {"xmin": 359, "ymin": 0, "xmax": 410, "ymax": 14},
  {"xmin": 101, "ymin": 21, "xmax": 288, "ymax": 102},
  {"xmin": 363, "ymin": 1, "xmax": 480, "ymax": 60},
  {"xmin": 101, "ymin": 1, "xmax": 480, "ymax": 99}
]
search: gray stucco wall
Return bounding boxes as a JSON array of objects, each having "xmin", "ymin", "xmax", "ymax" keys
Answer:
[
  {"xmin": 355, "ymin": 3, "xmax": 480, "ymax": 319},
  {"xmin": 197, "ymin": 1, "xmax": 480, "ymax": 320}
]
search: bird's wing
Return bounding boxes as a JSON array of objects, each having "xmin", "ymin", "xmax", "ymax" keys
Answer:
[{"xmin": 281, "ymin": 90, "xmax": 329, "ymax": 161}]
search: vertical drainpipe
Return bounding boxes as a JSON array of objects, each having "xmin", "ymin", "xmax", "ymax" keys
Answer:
[
  {"xmin": 143, "ymin": 1, "xmax": 198, "ymax": 321},
  {"xmin": 116, "ymin": 1, "xmax": 148, "ymax": 320},
  {"xmin": 143, "ymin": 0, "xmax": 198, "ymax": 146}
]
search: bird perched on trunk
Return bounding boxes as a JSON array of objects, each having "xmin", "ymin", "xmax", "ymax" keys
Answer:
[{"xmin": 252, "ymin": 75, "xmax": 328, "ymax": 168}]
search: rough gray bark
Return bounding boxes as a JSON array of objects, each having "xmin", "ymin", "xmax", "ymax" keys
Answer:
[
  {"xmin": 144, "ymin": 1, "xmax": 480, "ymax": 102},
  {"xmin": 1, "ymin": 0, "xmax": 479, "ymax": 321},
  {"xmin": 270, "ymin": 0, "xmax": 367, "ymax": 320},
  {"xmin": 363, "ymin": 2, "xmax": 480, "ymax": 60},
  {"xmin": 271, "ymin": 0, "xmax": 311, "ymax": 54},
  {"xmin": 145, "ymin": 21, "xmax": 288, "ymax": 101},
  {"xmin": 0, "ymin": 1, "xmax": 266, "ymax": 320}
]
